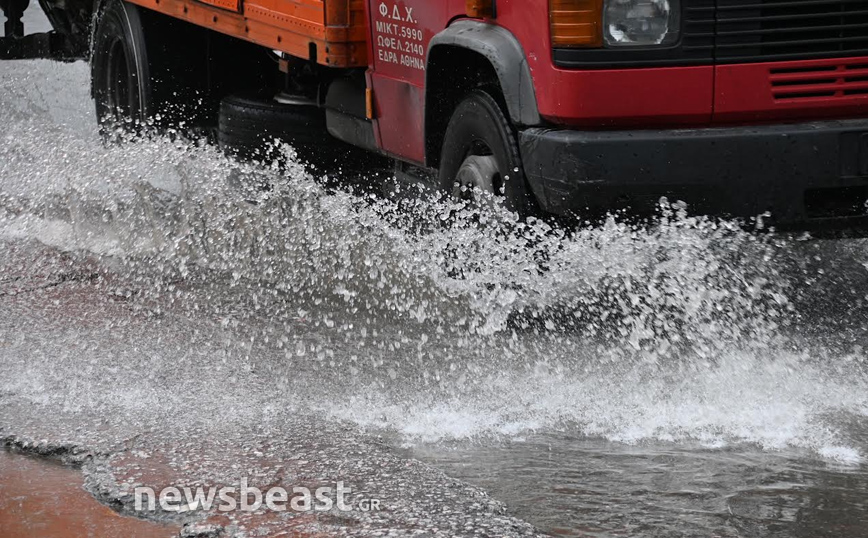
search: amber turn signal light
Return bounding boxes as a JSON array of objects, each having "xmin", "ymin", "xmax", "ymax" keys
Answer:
[
  {"xmin": 550, "ymin": 0, "xmax": 604, "ymax": 48},
  {"xmin": 466, "ymin": 0, "xmax": 495, "ymax": 18}
]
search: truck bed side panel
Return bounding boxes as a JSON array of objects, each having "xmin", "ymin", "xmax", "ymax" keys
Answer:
[{"xmin": 125, "ymin": 0, "xmax": 368, "ymax": 67}]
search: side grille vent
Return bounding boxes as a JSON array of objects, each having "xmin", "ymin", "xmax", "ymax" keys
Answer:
[{"xmin": 770, "ymin": 60, "xmax": 868, "ymax": 101}]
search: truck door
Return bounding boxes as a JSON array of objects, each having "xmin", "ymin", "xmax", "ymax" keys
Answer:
[{"xmin": 366, "ymin": 0, "xmax": 450, "ymax": 164}]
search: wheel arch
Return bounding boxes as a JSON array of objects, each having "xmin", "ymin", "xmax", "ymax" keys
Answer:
[{"xmin": 425, "ymin": 20, "xmax": 540, "ymax": 169}]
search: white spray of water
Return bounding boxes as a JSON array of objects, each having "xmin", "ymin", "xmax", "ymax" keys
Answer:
[{"xmin": 2, "ymin": 59, "xmax": 868, "ymax": 464}]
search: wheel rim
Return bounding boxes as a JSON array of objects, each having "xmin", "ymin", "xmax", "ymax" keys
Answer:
[
  {"xmin": 453, "ymin": 154, "xmax": 500, "ymax": 207},
  {"xmin": 105, "ymin": 38, "xmax": 132, "ymax": 122}
]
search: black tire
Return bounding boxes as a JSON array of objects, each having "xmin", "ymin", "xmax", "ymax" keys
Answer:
[
  {"xmin": 91, "ymin": 0, "xmax": 152, "ymax": 127},
  {"xmin": 91, "ymin": 0, "xmax": 210, "ymax": 131},
  {"xmin": 218, "ymin": 94, "xmax": 343, "ymax": 168},
  {"xmin": 438, "ymin": 90, "xmax": 538, "ymax": 218}
]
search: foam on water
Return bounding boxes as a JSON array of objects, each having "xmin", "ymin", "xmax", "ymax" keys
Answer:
[
  {"xmin": 337, "ymin": 346, "xmax": 868, "ymax": 464},
  {"xmin": 2, "ymin": 58, "xmax": 868, "ymax": 465}
]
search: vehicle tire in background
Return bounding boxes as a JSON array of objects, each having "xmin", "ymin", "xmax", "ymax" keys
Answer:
[
  {"xmin": 90, "ymin": 0, "xmax": 210, "ymax": 132},
  {"xmin": 218, "ymin": 93, "xmax": 345, "ymax": 170},
  {"xmin": 438, "ymin": 89, "xmax": 538, "ymax": 218}
]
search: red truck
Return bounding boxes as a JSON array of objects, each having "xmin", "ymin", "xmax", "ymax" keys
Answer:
[{"xmin": 3, "ymin": 0, "xmax": 868, "ymax": 229}]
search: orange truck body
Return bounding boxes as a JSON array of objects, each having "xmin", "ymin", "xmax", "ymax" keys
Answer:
[{"xmin": 126, "ymin": 0, "xmax": 368, "ymax": 68}]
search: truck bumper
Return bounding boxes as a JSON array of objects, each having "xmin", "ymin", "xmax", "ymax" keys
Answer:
[{"xmin": 520, "ymin": 119, "xmax": 868, "ymax": 231}]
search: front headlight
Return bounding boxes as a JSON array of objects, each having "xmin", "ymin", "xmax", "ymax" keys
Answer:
[{"xmin": 603, "ymin": 0, "xmax": 680, "ymax": 47}]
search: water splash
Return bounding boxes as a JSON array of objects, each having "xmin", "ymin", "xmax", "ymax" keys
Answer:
[{"xmin": 2, "ymin": 59, "xmax": 868, "ymax": 464}]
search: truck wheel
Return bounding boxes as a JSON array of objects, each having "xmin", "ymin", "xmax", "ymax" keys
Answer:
[
  {"xmin": 438, "ymin": 90, "xmax": 537, "ymax": 218},
  {"xmin": 218, "ymin": 94, "xmax": 341, "ymax": 169},
  {"xmin": 90, "ymin": 0, "xmax": 153, "ymax": 128},
  {"xmin": 91, "ymin": 0, "xmax": 210, "ymax": 132}
]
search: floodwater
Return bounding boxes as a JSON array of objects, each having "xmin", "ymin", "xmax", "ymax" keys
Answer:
[
  {"xmin": 1, "ymin": 14, "xmax": 868, "ymax": 537},
  {"xmin": 413, "ymin": 435, "xmax": 868, "ymax": 537}
]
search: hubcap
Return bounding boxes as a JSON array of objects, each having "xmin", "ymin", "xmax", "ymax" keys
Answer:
[{"xmin": 453, "ymin": 155, "xmax": 500, "ymax": 207}]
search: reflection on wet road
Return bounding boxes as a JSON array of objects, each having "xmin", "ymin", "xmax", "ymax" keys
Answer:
[{"xmin": 0, "ymin": 450, "xmax": 175, "ymax": 537}]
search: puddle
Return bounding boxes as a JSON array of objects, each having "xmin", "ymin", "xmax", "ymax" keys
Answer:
[{"xmin": 0, "ymin": 449, "xmax": 176, "ymax": 538}]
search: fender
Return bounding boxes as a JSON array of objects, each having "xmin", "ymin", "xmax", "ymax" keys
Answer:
[{"xmin": 427, "ymin": 20, "xmax": 540, "ymax": 127}]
